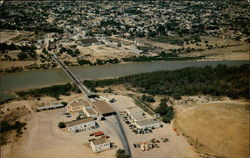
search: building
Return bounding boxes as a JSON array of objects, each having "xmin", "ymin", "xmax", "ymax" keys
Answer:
[
  {"xmin": 66, "ymin": 99, "xmax": 92, "ymax": 114},
  {"xmin": 65, "ymin": 117, "xmax": 96, "ymax": 132},
  {"xmin": 84, "ymin": 106, "xmax": 98, "ymax": 118},
  {"xmin": 47, "ymin": 41, "xmax": 56, "ymax": 50},
  {"xmin": 66, "ymin": 99, "xmax": 116, "ymax": 118},
  {"xmin": 126, "ymin": 106, "xmax": 161, "ymax": 129},
  {"xmin": 90, "ymin": 137, "xmax": 111, "ymax": 152},
  {"xmin": 36, "ymin": 103, "xmax": 65, "ymax": 111},
  {"xmin": 125, "ymin": 106, "xmax": 145, "ymax": 122},
  {"xmin": 135, "ymin": 119, "xmax": 161, "ymax": 129},
  {"xmin": 125, "ymin": 106, "xmax": 144, "ymax": 116},
  {"xmin": 92, "ymin": 100, "xmax": 116, "ymax": 117},
  {"xmin": 78, "ymin": 38, "xmax": 100, "ymax": 47}
]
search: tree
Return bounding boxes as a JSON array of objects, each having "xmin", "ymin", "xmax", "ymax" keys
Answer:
[
  {"xmin": 141, "ymin": 95, "xmax": 155, "ymax": 102},
  {"xmin": 61, "ymin": 102, "xmax": 67, "ymax": 106},
  {"xmin": 17, "ymin": 52, "xmax": 28, "ymax": 60},
  {"xmin": 116, "ymin": 149, "xmax": 129, "ymax": 158},
  {"xmin": 58, "ymin": 122, "xmax": 66, "ymax": 128}
]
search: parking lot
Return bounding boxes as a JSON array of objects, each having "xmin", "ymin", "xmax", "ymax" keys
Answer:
[{"xmin": 108, "ymin": 95, "xmax": 199, "ymax": 158}]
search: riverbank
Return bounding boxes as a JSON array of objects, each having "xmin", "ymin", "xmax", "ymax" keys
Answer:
[{"xmin": 0, "ymin": 60, "xmax": 248, "ymax": 93}]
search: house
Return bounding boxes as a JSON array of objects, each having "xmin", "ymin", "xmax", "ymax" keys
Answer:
[
  {"xmin": 47, "ymin": 41, "xmax": 56, "ymax": 50},
  {"xmin": 135, "ymin": 119, "xmax": 161, "ymax": 129},
  {"xmin": 90, "ymin": 137, "xmax": 111, "ymax": 152},
  {"xmin": 65, "ymin": 117, "xmax": 96, "ymax": 132}
]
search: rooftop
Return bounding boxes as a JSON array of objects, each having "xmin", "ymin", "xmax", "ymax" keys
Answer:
[
  {"xmin": 69, "ymin": 99, "xmax": 92, "ymax": 107},
  {"xmin": 136, "ymin": 119, "xmax": 160, "ymax": 127},
  {"xmin": 92, "ymin": 100, "xmax": 115, "ymax": 115},
  {"xmin": 126, "ymin": 106, "xmax": 143, "ymax": 114},
  {"xmin": 80, "ymin": 38, "xmax": 99, "ymax": 44},
  {"xmin": 65, "ymin": 117, "xmax": 94, "ymax": 127},
  {"xmin": 130, "ymin": 114, "xmax": 146, "ymax": 121},
  {"xmin": 85, "ymin": 107, "xmax": 98, "ymax": 116},
  {"xmin": 91, "ymin": 137, "xmax": 109, "ymax": 146}
]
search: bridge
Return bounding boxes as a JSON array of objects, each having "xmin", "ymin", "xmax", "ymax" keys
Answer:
[
  {"xmin": 51, "ymin": 53, "xmax": 132, "ymax": 158},
  {"xmin": 52, "ymin": 54, "xmax": 95, "ymax": 97}
]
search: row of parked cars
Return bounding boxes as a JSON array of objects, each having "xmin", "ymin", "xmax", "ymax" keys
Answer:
[{"xmin": 122, "ymin": 114, "xmax": 153, "ymax": 135}]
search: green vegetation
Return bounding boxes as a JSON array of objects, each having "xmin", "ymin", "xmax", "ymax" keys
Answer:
[
  {"xmin": 151, "ymin": 36, "xmax": 184, "ymax": 45},
  {"xmin": 0, "ymin": 120, "xmax": 27, "ymax": 145},
  {"xmin": 0, "ymin": 93, "xmax": 15, "ymax": 105},
  {"xmin": 129, "ymin": 94, "xmax": 154, "ymax": 115},
  {"xmin": 17, "ymin": 52, "xmax": 28, "ymax": 60},
  {"xmin": 155, "ymin": 99, "xmax": 174, "ymax": 123},
  {"xmin": 58, "ymin": 122, "xmax": 66, "ymax": 129},
  {"xmin": 123, "ymin": 54, "xmax": 204, "ymax": 62},
  {"xmin": 59, "ymin": 47, "xmax": 80, "ymax": 57},
  {"xmin": 17, "ymin": 83, "xmax": 78, "ymax": 98},
  {"xmin": 141, "ymin": 95, "xmax": 155, "ymax": 102},
  {"xmin": 77, "ymin": 59, "xmax": 92, "ymax": 65},
  {"xmin": 84, "ymin": 64, "xmax": 249, "ymax": 99},
  {"xmin": 116, "ymin": 149, "xmax": 129, "ymax": 158}
]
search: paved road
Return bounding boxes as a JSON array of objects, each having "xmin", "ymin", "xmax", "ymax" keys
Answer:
[
  {"xmin": 52, "ymin": 54, "xmax": 93, "ymax": 96},
  {"xmin": 106, "ymin": 115, "xmax": 132, "ymax": 158}
]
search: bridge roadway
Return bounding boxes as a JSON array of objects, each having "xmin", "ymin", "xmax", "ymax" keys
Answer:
[
  {"xmin": 52, "ymin": 54, "xmax": 132, "ymax": 157},
  {"xmin": 52, "ymin": 54, "xmax": 93, "ymax": 97}
]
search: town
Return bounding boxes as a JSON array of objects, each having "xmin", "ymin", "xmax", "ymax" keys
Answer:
[{"xmin": 0, "ymin": 1, "xmax": 249, "ymax": 73}]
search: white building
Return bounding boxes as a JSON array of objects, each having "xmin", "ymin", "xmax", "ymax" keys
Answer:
[
  {"xmin": 90, "ymin": 138, "xmax": 111, "ymax": 152},
  {"xmin": 65, "ymin": 117, "xmax": 96, "ymax": 132},
  {"xmin": 125, "ymin": 106, "xmax": 144, "ymax": 116},
  {"xmin": 135, "ymin": 119, "xmax": 161, "ymax": 129}
]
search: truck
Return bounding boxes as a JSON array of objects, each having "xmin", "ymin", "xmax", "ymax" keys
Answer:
[{"xmin": 89, "ymin": 131, "xmax": 104, "ymax": 137}]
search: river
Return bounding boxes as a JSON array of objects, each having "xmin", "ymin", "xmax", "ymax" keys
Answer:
[{"xmin": 0, "ymin": 60, "xmax": 248, "ymax": 93}]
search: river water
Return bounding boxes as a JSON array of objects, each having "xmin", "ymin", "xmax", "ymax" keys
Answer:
[{"xmin": 0, "ymin": 60, "xmax": 248, "ymax": 93}]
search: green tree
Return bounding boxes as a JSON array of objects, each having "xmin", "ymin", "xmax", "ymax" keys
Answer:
[
  {"xmin": 58, "ymin": 122, "xmax": 66, "ymax": 128},
  {"xmin": 17, "ymin": 52, "xmax": 28, "ymax": 60}
]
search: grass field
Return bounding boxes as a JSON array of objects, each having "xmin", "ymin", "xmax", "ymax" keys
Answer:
[{"xmin": 174, "ymin": 101, "xmax": 250, "ymax": 158}]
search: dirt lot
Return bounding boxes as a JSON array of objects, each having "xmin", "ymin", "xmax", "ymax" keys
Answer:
[
  {"xmin": 174, "ymin": 101, "xmax": 250, "ymax": 158},
  {"xmin": 77, "ymin": 44, "xmax": 134, "ymax": 61}
]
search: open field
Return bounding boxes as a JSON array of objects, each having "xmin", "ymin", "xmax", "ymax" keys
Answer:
[
  {"xmin": 137, "ymin": 36, "xmax": 249, "ymax": 61},
  {"xmin": 0, "ymin": 30, "xmax": 19, "ymax": 43},
  {"xmin": 174, "ymin": 101, "xmax": 250, "ymax": 158}
]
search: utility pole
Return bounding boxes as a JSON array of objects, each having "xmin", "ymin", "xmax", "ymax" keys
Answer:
[{"xmin": 195, "ymin": 137, "xmax": 198, "ymax": 148}]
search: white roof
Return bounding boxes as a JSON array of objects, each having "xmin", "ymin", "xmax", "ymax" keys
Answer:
[
  {"xmin": 126, "ymin": 106, "xmax": 143, "ymax": 114},
  {"xmin": 136, "ymin": 119, "xmax": 160, "ymax": 127}
]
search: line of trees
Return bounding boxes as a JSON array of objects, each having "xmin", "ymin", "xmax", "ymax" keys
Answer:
[
  {"xmin": 17, "ymin": 83, "xmax": 80, "ymax": 99},
  {"xmin": 84, "ymin": 64, "xmax": 249, "ymax": 99}
]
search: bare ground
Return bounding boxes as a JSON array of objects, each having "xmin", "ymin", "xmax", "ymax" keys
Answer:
[{"xmin": 174, "ymin": 101, "xmax": 250, "ymax": 158}]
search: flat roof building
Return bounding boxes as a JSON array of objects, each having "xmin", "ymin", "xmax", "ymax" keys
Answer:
[
  {"xmin": 92, "ymin": 100, "xmax": 116, "ymax": 117},
  {"xmin": 84, "ymin": 106, "xmax": 98, "ymax": 118},
  {"xmin": 125, "ymin": 106, "xmax": 144, "ymax": 116},
  {"xmin": 135, "ymin": 119, "xmax": 161, "ymax": 129},
  {"xmin": 65, "ymin": 117, "xmax": 96, "ymax": 132},
  {"xmin": 90, "ymin": 137, "xmax": 111, "ymax": 152},
  {"xmin": 66, "ymin": 99, "xmax": 92, "ymax": 114}
]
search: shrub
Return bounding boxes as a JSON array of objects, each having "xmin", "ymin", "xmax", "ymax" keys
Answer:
[
  {"xmin": 116, "ymin": 149, "xmax": 129, "ymax": 158},
  {"xmin": 58, "ymin": 122, "xmax": 66, "ymax": 128},
  {"xmin": 141, "ymin": 95, "xmax": 155, "ymax": 102}
]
